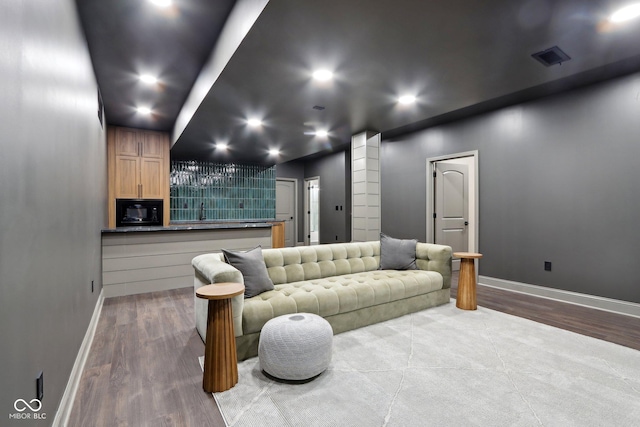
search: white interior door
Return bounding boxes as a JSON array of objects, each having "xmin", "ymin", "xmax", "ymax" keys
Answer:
[
  {"xmin": 276, "ymin": 179, "xmax": 296, "ymax": 247},
  {"xmin": 304, "ymin": 177, "xmax": 320, "ymax": 245},
  {"xmin": 434, "ymin": 162, "xmax": 469, "ymax": 270}
]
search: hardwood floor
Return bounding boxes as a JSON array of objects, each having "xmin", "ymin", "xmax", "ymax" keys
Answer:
[
  {"xmin": 69, "ymin": 274, "xmax": 640, "ymax": 426},
  {"xmin": 450, "ymin": 272, "xmax": 640, "ymax": 351},
  {"xmin": 68, "ymin": 289, "xmax": 226, "ymax": 427}
]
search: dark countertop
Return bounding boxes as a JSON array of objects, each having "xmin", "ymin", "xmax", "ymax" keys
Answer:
[{"xmin": 102, "ymin": 221, "xmax": 276, "ymax": 233}]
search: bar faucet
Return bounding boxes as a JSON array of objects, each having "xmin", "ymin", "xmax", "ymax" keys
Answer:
[{"xmin": 199, "ymin": 202, "xmax": 206, "ymax": 221}]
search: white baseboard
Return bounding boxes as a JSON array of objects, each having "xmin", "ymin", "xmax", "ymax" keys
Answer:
[
  {"xmin": 479, "ymin": 276, "xmax": 640, "ymax": 319},
  {"xmin": 52, "ymin": 290, "xmax": 105, "ymax": 427}
]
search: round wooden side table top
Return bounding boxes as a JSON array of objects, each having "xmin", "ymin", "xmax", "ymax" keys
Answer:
[
  {"xmin": 196, "ymin": 282, "xmax": 245, "ymax": 393},
  {"xmin": 196, "ymin": 282, "xmax": 245, "ymax": 300},
  {"xmin": 453, "ymin": 252, "xmax": 483, "ymax": 259},
  {"xmin": 453, "ymin": 252, "xmax": 483, "ymax": 310}
]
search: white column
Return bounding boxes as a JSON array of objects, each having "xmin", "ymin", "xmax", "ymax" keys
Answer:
[{"xmin": 351, "ymin": 131, "xmax": 380, "ymax": 242}]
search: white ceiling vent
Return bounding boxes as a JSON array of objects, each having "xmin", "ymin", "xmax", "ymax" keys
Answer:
[{"xmin": 532, "ymin": 46, "xmax": 571, "ymax": 67}]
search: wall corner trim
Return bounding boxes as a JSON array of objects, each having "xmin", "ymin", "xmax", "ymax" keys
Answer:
[
  {"xmin": 479, "ymin": 276, "xmax": 640, "ymax": 319},
  {"xmin": 52, "ymin": 290, "xmax": 105, "ymax": 426}
]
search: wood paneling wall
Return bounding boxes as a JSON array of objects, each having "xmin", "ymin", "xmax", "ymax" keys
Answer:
[
  {"xmin": 102, "ymin": 227, "xmax": 272, "ymax": 297},
  {"xmin": 352, "ymin": 131, "xmax": 380, "ymax": 241}
]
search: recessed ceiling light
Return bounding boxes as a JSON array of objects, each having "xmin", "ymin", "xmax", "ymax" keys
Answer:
[
  {"xmin": 139, "ymin": 74, "xmax": 158, "ymax": 84},
  {"xmin": 268, "ymin": 148, "xmax": 280, "ymax": 156},
  {"xmin": 314, "ymin": 130, "xmax": 329, "ymax": 138},
  {"xmin": 247, "ymin": 118, "xmax": 262, "ymax": 127},
  {"xmin": 149, "ymin": 0, "xmax": 172, "ymax": 8},
  {"xmin": 216, "ymin": 142, "xmax": 228, "ymax": 151},
  {"xmin": 312, "ymin": 69, "xmax": 333, "ymax": 81},
  {"xmin": 398, "ymin": 95, "xmax": 416, "ymax": 105},
  {"xmin": 136, "ymin": 106, "xmax": 152, "ymax": 115},
  {"xmin": 610, "ymin": 3, "xmax": 640, "ymax": 22}
]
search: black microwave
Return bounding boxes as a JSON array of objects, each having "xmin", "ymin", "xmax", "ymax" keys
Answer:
[{"xmin": 116, "ymin": 199, "xmax": 163, "ymax": 227}]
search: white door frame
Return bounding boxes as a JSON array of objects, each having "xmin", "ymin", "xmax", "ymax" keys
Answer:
[
  {"xmin": 276, "ymin": 177, "xmax": 298, "ymax": 246},
  {"xmin": 304, "ymin": 176, "xmax": 320, "ymax": 245},
  {"xmin": 426, "ymin": 150, "xmax": 479, "ymax": 253}
]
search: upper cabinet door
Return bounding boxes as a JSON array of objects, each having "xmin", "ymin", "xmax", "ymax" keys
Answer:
[
  {"xmin": 140, "ymin": 158, "xmax": 164, "ymax": 199},
  {"xmin": 141, "ymin": 131, "xmax": 164, "ymax": 159},
  {"xmin": 115, "ymin": 127, "xmax": 140, "ymax": 157},
  {"xmin": 114, "ymin": 156, "xmax": 140, "ymax": 199}
]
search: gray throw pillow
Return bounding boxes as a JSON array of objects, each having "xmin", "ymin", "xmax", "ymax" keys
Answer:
[
  {"xmin": 379, "ymin": 233, "xmax": 417, "ymax": 270},
  {"xmin": 222, "ymin": 246, "xmax": 274, "ymax": 298}
]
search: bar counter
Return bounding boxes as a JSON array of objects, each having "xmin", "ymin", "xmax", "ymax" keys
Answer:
[
  {"xmin": 101, "ymin": 221, "xmax": 278, "ymax": 297},
  {"xmin": 101, "ymin": 220, "xmax": 274, "ymax": 233}
]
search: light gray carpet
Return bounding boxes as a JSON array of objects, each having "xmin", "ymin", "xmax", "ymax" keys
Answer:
[{"xmin": 201, "ymin": 302, "xmax": 640, "ymax": 426}]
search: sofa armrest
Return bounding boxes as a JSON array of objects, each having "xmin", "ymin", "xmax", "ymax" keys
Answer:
[
  {"xmin": 192, "ymin": 253, "xmax": 245, "ymax": 337},
  {"xmin": 415, "ymin": 243, "xmax": 452, "ymax": 289},
  {"xmin": 192, "ymin": 253, "xmax": 243, "ymax": 284}
]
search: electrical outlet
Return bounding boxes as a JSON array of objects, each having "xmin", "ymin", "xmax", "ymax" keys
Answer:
[
  {"xmin": 544, "ymin": 261, "xmax": 552, "ymax": 271},
  {"xmin": 36, "ymin": 371, "xmax": 43, "ymax": 401}
]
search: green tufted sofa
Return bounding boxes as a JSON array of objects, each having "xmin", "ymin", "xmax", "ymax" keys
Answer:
[{"xmin": 192, "ymin": 240, "xmax": 452, "ymax": 360}]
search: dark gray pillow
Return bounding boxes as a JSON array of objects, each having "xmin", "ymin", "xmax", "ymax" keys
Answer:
[
  {"xmin": 222, "ymin": 246, "xmax": 274, "ymax": 298},
  {"xmin": 379, "ymin": 233, "xmax": 417, "ymax": 270}
]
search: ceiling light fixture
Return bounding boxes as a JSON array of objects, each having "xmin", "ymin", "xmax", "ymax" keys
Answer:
[
  {"xmin": 139, "ymin": 74, "xmax": 158, "ymax": 84},
  {"xmin": 247, "ymin": 118, "xmax": 262, "ymax": 127},
  {"xmin": 149, "ymin": 0, "xmax": 172, "ymax": 8},
  {"xmin": 312, "ymin": 69, "xmax": 333, "ymax": 81},
  {"xmin": 268, "ymin": 148, "xmax": 280, "ymax": 156},
  {"xmin": 314, "ymin": 130, "xmax": 329, "ymax": 138},
  {"xmin": 398, "ymin": 95, "xmax": 417, "ymax": 105},
  {"xmin": 136, "ymin": 106, "xmax": 152, "ymax": 115},
  {"xmin": 216, "ymin": 142, "xmax": 228, "ymax": 151},
  {"xmin": 610, "ymin": 3, "xmax": 640, "ymax": 22}
]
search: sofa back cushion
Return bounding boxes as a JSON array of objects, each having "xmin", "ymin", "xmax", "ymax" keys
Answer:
[{"xmin": 262, "ymin": 241, "xmax": 380, "ymax": 285}]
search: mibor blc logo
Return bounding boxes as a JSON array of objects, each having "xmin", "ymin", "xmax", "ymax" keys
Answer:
[{"xmin": 9, "ymin": 399, "xmax": 46, "ymax": 420}]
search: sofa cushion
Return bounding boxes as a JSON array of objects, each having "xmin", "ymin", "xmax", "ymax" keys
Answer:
[
  {"xmin": 222, "ymin": 246, "xmax": 274, "ymax": 298},
  {"xmin": 241, "ymin": 269, "xmax": 443, "ymax": 334},
  {"xmin": 379, "ymin": 233, "xmax": 417, "ymax": 270},
  {"xmin": 263, "ymin": 242, "xmax": 380, "ymax": 285}
]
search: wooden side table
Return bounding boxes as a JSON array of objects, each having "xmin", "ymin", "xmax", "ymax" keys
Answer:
[
  {"xmin": 453, "ymin": 252, "xmax": 483, "ymax": 310},
  {"xmin": 196, "ymin": 282, "xmax": 245, "ymax": 392}
]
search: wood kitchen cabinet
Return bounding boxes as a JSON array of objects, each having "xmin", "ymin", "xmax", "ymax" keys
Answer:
[
  {"xmin": 107, "ymin": 126, "xmax": 170, "ymax": 227},
  {"xmin": 114, "ymin": 127, "xmax": 165, "ymax": 199}
]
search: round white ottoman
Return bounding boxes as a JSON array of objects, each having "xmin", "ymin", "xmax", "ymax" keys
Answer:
[{"xmin": 258, "ymin": 313, "xmax": 333, "ymax": 382}]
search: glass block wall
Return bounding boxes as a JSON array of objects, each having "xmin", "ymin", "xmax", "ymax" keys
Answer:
[{"xmin": 170, "ymin": 161, "xmax": 276, "ymax": 222}]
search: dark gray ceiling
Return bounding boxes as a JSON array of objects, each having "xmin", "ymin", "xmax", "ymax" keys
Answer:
[
  {"xmin": 75, "ymin": 0, "xmax": 236, "ymax": 131},
  {"xmin": 77, "ymin": 0, "xmax": 640, "ymax": 164}
]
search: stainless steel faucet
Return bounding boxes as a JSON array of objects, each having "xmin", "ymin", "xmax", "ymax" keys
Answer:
[{"xmin": 199, "ymin": 202, "xmax": 206, "ymax": 221}]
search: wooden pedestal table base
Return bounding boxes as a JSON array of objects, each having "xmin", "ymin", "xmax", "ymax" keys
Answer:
[
  {"xmin": 196, "ymin": 282, "xmax": 245, "ymax": 393},
  {"xmin": 454, "ymin": 252, "xmax": 483, "ymax": 310}
]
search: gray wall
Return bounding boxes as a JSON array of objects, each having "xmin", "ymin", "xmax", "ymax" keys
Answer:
[
  {"xmin": 305, "ymin": 151, "xmax": 350, "ymax": 244},
  {"xmin": 381, "ymin": 72, "xmax": 640, "ymax": 304},
  {"xmin": 0, "ymin": 0, "xmax": 106, "ymax": 421},
  {"xmin": 278, "ymin": 152, "xmax": 352, "ymax": 244}
]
